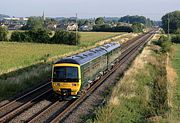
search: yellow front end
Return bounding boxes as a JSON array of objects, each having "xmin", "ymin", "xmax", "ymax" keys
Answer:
[{"xmin": 51, "ymin": 63, "xmax": 81, "ymax": 96}]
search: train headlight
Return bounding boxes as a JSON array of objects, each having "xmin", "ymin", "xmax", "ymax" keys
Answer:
[
  {"xmin": 53, "ymin": 83, "xmax": 60, "ymax": 86},
  {"xmin": 72, "ymin": 84, "xmax": 76, "ymax": 86}
]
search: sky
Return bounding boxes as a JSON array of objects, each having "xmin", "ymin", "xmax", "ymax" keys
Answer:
[{"xmin": 0, "ymin": 0, "xmax": 179, "ymax": 21}]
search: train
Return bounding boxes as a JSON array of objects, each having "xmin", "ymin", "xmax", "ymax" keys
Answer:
[{"xmin": 51, "ymin": 42, "xmax": 121, "ymax": 99}]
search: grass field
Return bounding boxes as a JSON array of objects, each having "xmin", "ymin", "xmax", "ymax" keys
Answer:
[
  {"xmin": 172, "ymin": 44, "xmax": 180, "ymax": 109},
  {"xmin": 79, "ymin": 32, "xmax": 122, "ymax": 46},
  {"xmin": 172, "ymin": 44, "xmax": 180, "ymax": 81},
  {"xmin": 0, "ymin": 32, "xmax": 121, "ymax": 73}
]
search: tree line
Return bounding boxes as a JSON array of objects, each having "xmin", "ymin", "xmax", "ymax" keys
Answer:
[
  {"xmin": 0, "ymin": 27, "xmax": 80, "ymax": 45},
  {"xmin": 162, "ymin": 10, "xmax": 180, "ymax": 43},
  {"xmin": 118, "ymin": 15, "xmax": 154, "ymax": 27},
  {"xmin": 93, "ymin": 22, "xmax": 144, "ymax": 33},
  {"xmin": 93, "ymin": 17, "xmax": 146, "ymax": 33}
]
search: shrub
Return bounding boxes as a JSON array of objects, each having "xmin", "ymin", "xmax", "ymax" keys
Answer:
[
  {"xmin": 157, "ymin": 35, "xmax": 172, "ymax": 53},
  {"xmin": 132, "ymin": 23, "xmax": 144, "ymax": 33},
  {"xmin": 0, "ymin": 27, "xmax": 8, "ymax": 41},
  {"xmin": 93, "ymin": 24, "xmax": 133, "ymax": 32},
  {"xmin": 113, "ymin": 26, "xmax": 133, "ymax": 32},
  {"xmin": 93, "ymin": 24, "xmax": 111, "ymax": 32},
  {"xmin": 51, "ymin": 30, "xmax": 80, "ymax": 45},
  {"xmin": 175, "ymin": 28, "xmax": 180, "ymax": 34},
  {"xmin": 172, "ymin": 35, "xmax": 180, "ymax": 43},
  {"xmin": 10, "ymin": 28, "xmax": 51, "ymax": 43},
  {"xmin": 11, "ymin": 31, "xmax": 31, "ymax": 42},
  {"xmin": 27, "ymin": 28, "xmax": 51, "ymax": 43},
  {"xmin": 10, "ymin": 29, "xmax": 80, "ymax": 45}
]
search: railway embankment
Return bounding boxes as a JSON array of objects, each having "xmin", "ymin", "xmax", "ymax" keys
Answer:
[{"xmin": 87, "ymin": 34, "xmax": 179, "ymax": 122}]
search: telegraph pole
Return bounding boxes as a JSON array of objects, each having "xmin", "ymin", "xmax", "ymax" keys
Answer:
[{"xmin": 76, "ymin": 13, "xmax": 78, "ymax": 45}]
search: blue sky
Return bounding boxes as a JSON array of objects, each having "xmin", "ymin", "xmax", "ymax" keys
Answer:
[{"xmin": 0, "ymin": 0, "xmax": 179, "ymax": 20}]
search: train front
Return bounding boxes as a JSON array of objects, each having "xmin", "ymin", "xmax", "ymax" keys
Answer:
[{"xmin": 51, "ymin": 63, "xmax": 81, "ymax": 97}]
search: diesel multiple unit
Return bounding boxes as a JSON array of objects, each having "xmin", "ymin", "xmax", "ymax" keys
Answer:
[{"xmin": 51, "ymin": 42, "xmax": 121, "ymax": 98}]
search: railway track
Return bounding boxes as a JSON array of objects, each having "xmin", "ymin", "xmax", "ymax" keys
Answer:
[
  {"xmin": 49, "ymin": 30, "xmax": 156, "ymax": 123},
  {"xmin": 0, "ymin": 82, "xmax": 51, "ymax": 122},
  {"xmin": 0, "ymin": 29, "xmax": 156, "ymax": 123}
]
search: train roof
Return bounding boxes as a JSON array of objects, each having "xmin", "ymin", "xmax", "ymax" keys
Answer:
[{"xmin": 55, "ymin": 42, "xmax": 120, "ymax": 66}]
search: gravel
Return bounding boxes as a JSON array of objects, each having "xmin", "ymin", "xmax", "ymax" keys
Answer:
[
  {"xmin": 62, "ymin": 62, "xmax": 129, "ymax": 123},
  {"xmin": 61, "ymin": 38, "xmax": 143, "ymax": 123},
  {"xmin": 9, "ymin": 99, "xmax": 52, "ymax": 123}
]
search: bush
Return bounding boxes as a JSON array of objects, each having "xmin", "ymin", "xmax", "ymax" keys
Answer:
[
  {"xmin": 11, "ymin": 31, "xmax": 31, "ymax": 42},
  {"xmin": 157, "ymin": 35, "xmax": 172, "ymax": 53},
  {"xmin": 51, "ymin": 30, "xmax": 80, "ymax": 45},
  {"xmin": 0, "ymin": 27, "xmax": 8, "ymax": 41},
  {"xmin": 132, "ymin": 23, "xmax": 144, "ymax": 33},
  {"xmin": 11, "ymin": 28, "xmax": 51, "ymax": 43},
  {"xmin": 10, "ymin": 29, "xmax": 80, "ymax": 45},
  {"xmin": 27, "ymin": 28, "xmax": 51, "ymax": 43},
  {"xmin": 93, "ymin": 24, "xmax": 133, "ymax": 32},
  {"xmin": 172, "ymin": 35, "xmax": 180, "ymax": 43},
  {"xmin": 93, "ymin": 24, "xmax": 111, "ymax": 32},
  {"xmin": 113, "ymin": 26, "xmax": 133, "ymax": 32}
]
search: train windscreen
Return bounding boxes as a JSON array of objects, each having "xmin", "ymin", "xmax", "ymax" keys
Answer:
[{"xmin": 53, "ymin": 66, "xmax": 79, "ymax": 82}]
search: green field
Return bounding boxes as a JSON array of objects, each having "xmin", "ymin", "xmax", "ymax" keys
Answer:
[
  {"xmin": 0, "ymin": 32, "xmax": 121, "ymax": 73},
  {"xmin": 172, "ymin": 44, "xmax": 180, "ymax": 107},
  {"xmin": 172, "ymin": 45, "xmax": 180, "ymax": 78}
]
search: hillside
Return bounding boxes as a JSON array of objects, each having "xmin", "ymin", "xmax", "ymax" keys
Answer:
[{"xmin": 0, "ymin": 14, "xmax": 10, "ymax": 20}]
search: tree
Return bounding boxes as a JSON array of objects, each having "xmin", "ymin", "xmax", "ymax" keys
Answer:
[
  {"xmin": 11, "ymin": 31, "xmax": 30, "ymax": 42},
  {"xmin": 0, "ymin": 27, "xmax": 8, "ymax": 41},
  {"xmin": 157, "ymin": 35, "xmax": 172, "ymax": 53},
  {"xmin": 93, "ymin": 24, "xmax": 111, "ymax": 31},
  {"xmin": 51, "ymin": 30, "xmax": 80, "ymax": 45},
  {"xmin": 10, "ymin": 28, "xmax": 51, "ymax": 43},
  {"xmin": 78, "ymin": 19, "xmax": 86, "ymax": 27},
  {"xmin": 83, "ymin": 20, "xmax": 89, "ymax": 25},
  {"xmin": 172, "ymin": 35, "xmax": 180, "ymax": 43},
  {"xmin": 132, "ymin": 23, "xmax": 144, "ymax": 33},
  {"xmin": 162, "ymin": 11, "xmax": 180, "ymax": 34},
  {"xmin": 25, "ymin": 17, "xmax": 44, "ymax": 30},
  {"xmin": 93, "ymin": 24, "xmax": 133, "ymax": 32},
  {"xmin": 95, "ymin": 17, "xmax": 104, "ymax": 25},
  {"xmin": 119, "ymin": 15, "xmax": 146, "ymax": 24},
  {"xmin": 119, "ymin": 15, "xmax": 154, "ymax": 27},
  {"xmin": 27, "ymin": 28, "xmax": 51, "ymax": 43}
]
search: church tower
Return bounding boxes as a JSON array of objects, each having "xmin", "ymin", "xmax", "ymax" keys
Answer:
[{"xmin": 42, "ymin": 11, "xmax": 46, "ymax": 21}]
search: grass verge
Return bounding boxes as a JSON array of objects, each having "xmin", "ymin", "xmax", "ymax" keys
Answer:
[
  {"xmin": 86, "ymin": 34, "xmax": 175, "ymax": 123},
  {"xmin": 170, "ymin": 44, "xmax": 180, "ymax": 121},
  {"xmin": 0, "ymin": 63, "xmax": 51, "ymax": 100}
]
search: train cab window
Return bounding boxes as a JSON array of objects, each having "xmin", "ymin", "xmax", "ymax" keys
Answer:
[{"xmin": 53, "ymin": 66, "xmax": 79, "ymax": 82}]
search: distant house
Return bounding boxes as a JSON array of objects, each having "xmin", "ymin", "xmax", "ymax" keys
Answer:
[
  {"xmin": 8, "ymin": 24, "xmax": 23, "ymax": 30},
  {"xmin": 111, "ymin": 23, "xmax": 117, "ymax": 27},
  {"xmin": 56, "ymin": 24, "xmax": 68, "ymax": 30},
  {"xmin": 46, "ymin": 24, "xmax": 57, "ymax": 30},
  {"xmin": 67, "ymin": 23, "xmax": 78, "ymax": 31},
  {"xmin": 0, "ymin": 24, "xmax": 7, "ymax": 28},
  {"xmin": 2, "ymin": 17, "xmax": 28, "ymax": 26},
  {"xmin": 57, "ymin": 23, "xmax": 78, "ymax": 31},
  {"xmin": 80, "ymin": 25, "xmax": 93, "ymax": 31}
]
